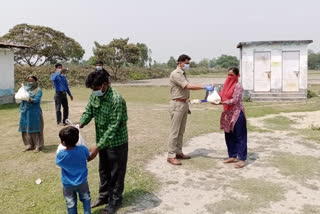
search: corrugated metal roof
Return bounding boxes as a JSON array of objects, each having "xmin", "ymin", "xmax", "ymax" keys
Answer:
[
  {"xmin": 237, "ymin": 40, "xmax": 313, "ymax": 48},
  {"xmin": 0, "ymin": 42, "xmax": 30, "ymax": 49}
]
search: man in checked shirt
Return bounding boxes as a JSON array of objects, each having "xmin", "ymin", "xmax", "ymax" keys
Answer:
[{"xmin": 79, "ymin": 70, "xmax": 128, "ymax": 214}]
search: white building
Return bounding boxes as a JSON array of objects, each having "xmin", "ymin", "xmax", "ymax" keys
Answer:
[
  {"xmin": 0, "ymin": 42, "xmax": 29, "ymax": 104},
  {"xmin": 237, "ymin": 40, "xmax": 313, "ymax": 101}
]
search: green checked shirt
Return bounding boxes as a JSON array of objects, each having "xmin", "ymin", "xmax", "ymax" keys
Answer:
[{"xmin": 80, "ymin": 87, "xmax": 128, "ymax": 150}]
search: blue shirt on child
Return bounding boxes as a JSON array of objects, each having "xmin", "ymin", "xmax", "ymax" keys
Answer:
[{"xmin": 56, "ymin": 145, "xmax": 89, "ymax": 187}]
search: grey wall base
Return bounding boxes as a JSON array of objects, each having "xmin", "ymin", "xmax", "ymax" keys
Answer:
[
  {"xmin": 0, "ymin": 94, "xmax": 15, "ymax": 105},
  {"xmin": 243, "ymin": 90, "xmax": 307, "ymax": 102}
]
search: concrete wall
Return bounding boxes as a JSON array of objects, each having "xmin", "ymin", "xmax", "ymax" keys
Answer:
[
  {"xmin": 240, "ymin": 42, "xmax": 309, "ymax": 96},
  {"xmin": 0, "ymin": 49, "xmax": 15, "ymax": 104}
]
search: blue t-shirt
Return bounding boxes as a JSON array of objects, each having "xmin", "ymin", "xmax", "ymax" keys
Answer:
[{"xmin": 56, "ymin": 145, "xmax": 89, "ymax": 187}]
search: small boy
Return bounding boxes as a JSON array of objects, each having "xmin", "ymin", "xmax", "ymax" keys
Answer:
[{"xmin": 56, "ymin": 126, "xmax": 95, "ymax": 214}]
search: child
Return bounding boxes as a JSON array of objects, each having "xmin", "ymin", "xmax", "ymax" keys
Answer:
[{"xmin": 56, "ymin": 126, "xmax": 96, "ymax": 214}]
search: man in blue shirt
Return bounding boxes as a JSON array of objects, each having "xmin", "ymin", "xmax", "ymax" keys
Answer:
[{"xmin": 51, "ymin": 63, "xmax": 73, "ymax": 125}]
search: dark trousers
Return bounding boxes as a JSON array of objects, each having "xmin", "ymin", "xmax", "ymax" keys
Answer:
[
  {"xmin": 98, "ymin": 143, "xmax": 128, "ymax": 207},
  {"xmin": 225, "ymin": 111, "xmax": 247, "ymax": 161},
  {"xmin": 54, "ymin": 91, "xmax": 69, "ymax": 124}
]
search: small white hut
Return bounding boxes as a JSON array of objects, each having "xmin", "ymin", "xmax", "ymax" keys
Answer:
[
  {"xmin": 0, "ymin": 42, "xmax": 29, "ymax": 104},
  {"xmin": 237, "ymin": 40, "xmax": 313, "ymax": 101}
]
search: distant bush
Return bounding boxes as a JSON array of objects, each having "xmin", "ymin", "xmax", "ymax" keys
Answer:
[
  {"xmin": 14, "ymin": 65, "xmax": 226, "ymax": 89},
  {"xmin": 14, "ymin": 65, "xmax": 94, "ymax": 90},
  {"xmin": 307, "ymin": 89, "xmax": 317, "ymax": 98}
]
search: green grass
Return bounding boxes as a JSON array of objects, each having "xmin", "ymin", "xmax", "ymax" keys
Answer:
[
  {"xmin": 263, "ymin": 115, "xmax": 296, "ymax": 130},
  {"xmin": 298, "ymin": 128, "xmax": 320, "ymax": 142},
  {"xmin": 1, "ymin": 85, "xmax": 320, "ymax": 213},
  {"xmin": 302, "ymin": 205, "xmax": 320, "ymax": 214},
  {"xmin": 270, "ymin": 153, "xmax": 320, "ymax": 179},
  {"xmin": 206, "ymin": 178, "xmax": 284, "ymax": 214},
  {"xmin": 182, "ymin": 156, "xmax": 218, "ymax": 171}
]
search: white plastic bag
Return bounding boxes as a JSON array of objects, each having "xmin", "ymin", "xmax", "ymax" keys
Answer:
[
  {"xmin": 15, "ymin": 84, "xmax": 30, "ymax": 102},
  {"xmin": 56, "ymin": 119, "xmax": 88, "ymax": 153},
  {"xmin": 207, "ymin": 89, "xmax": 221, "ymax": 104}
]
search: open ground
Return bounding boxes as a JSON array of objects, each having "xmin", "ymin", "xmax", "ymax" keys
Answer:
[{"xmin": 0, "ymin": 74, "xmax": 319, "ymax": 214}]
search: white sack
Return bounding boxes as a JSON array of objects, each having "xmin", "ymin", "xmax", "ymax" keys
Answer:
[
  {"xmin": 15, "ymin": 84, "xmax": 30, "ymax": 102},
  {"xmin": 207, "ymin": 89, "xmax": 221, "ymax": 104},
  {"xmin": 56, "ymin": 119, "xmax": 88, "ymax": 153}
]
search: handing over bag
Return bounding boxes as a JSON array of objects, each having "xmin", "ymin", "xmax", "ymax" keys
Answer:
[
  {"xmin": 56, "ymin": 119, "xmax": 88, "ymax": 153},
  {"xmin": 15, "ymin": 84, "xmax": 30, "ymax": 103},
  {"xmin": 207, "ymin": 89, "xmax": 221, "ymax": 104}
]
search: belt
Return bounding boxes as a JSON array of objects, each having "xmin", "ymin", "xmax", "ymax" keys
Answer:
[{"xmin": 173, "ymin": 98, "xmax": 188, "ymax": 103}]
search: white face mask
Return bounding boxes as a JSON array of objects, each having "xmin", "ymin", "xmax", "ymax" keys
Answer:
[
  {"xmin": 96, "ymin": 66, "xmax": 102, "ymax": 71},
  {"xmin": 57, "ymin": 69, "xmax": 62, "ymax": 73},
  {"xmin": 183, "ymin": 64, "xmax": 190, "ymax": 71},
  {"xmin": 92, "ymin": 90, "xmax": 105, "ymax": 97}
]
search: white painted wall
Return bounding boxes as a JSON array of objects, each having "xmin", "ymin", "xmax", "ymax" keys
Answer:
[
  {"xmin": 0, "ymin": 48, "xmax": 15, "ymax": 104},
  {"xmin": 240, "ymin": 42, "xmax": 309, "ymax": 94}
]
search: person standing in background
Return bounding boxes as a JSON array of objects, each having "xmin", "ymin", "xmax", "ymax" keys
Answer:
[
  {"xmin": 51, "ymin": 63, "xmax": 73, "ymax": 126},
  {"xmin": 19, "ymin": 75, "xmax": 44, "ymax": 153},
  {"xmin": 95, "ymin": 61, "xmax": 110, "ymax": 77}
]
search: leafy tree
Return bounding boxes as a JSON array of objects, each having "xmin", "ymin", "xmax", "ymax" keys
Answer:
[
  {"xmin": 198, "ymin": 58, "xmax": 210, "ymax": 68},
  {"xmin": 215, "ymin": 55, "xmax": 239, "ymax": 68},
  {"xmin": 93, "ymin": 38, "xmax": 140, "ymax": 80},
  {"xmin": 190, "ymin": 61, "xmax": 197, "ymax": 68},
  {"xmin": 153, "ymin": 60, "xmax": 167, "ymax": 68},
  {"xmin": 0, "ymin": 24, "xmax": 85, "ymax": 66},
  {"xmin": 87, "ymin": 56, "xmax": 98, "ymax": 66},
  {"xmin": 308, "ymin": 50, "xmax": 320, "ymax": 70},
  {"xmin": 136, "ymin": 43, "xmax": 150, "ymax": 67},
  {"xmin": 167, "ymin": 56, "xmax": 177, "ymax": 68},
  {"xmin": 209, "ymin": 58, "xmax": 216, "ymax": 68}
]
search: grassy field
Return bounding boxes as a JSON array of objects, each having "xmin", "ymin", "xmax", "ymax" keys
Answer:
[{"xmin": 0, "ymin": 85, "xmax": 319, "ymax": 214}]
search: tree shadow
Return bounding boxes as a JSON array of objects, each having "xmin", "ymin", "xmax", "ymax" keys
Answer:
[
  {"xmin": 41, "ymin": 144, "xmax": 58, "ymax": 154},
  {"xmin": 92, "ymin": 190, "xmax": 161, "ymax": 214},
  {"xmin": 0, "ymin": 103, "xmax": 19, "ymax": 111}
]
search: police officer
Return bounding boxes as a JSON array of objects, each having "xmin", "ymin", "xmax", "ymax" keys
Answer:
[{"xmin": 167, "ymin": 54, "xmax": 214, "ymax": 165}]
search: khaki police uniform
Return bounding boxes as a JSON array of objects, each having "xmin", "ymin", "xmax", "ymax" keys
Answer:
[{"xmin": 168, "ymin": 66, "xmax": 190, "ymax": 158}]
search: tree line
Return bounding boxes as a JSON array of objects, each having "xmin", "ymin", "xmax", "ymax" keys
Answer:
[{"xmin": 12, "ymin": 24, "xmax": 320, "ymax": 81}]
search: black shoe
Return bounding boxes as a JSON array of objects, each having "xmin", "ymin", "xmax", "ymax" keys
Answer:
[
  {"xmin": 101, "ymin": 205, "xmax": 120, "ymax": 214},
  {"xmin": 91, "ymin": 199, "xmax": 108, "ymax": 208}
]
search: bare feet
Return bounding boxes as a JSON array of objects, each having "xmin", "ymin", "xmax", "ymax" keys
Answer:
[
  {"xmin": 223, "ymin": 157, "xmax": 238, "ymax": 164},
  {"xmin": 235, "ymin": 160, "xmax": 246, "ymax": 168},
  {"xmin": 23, "ymin": 147, "xmax": 34, "ymax": 152}
]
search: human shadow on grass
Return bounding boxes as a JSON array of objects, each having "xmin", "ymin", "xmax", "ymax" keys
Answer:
[
  {"xmin": 41, "ymin": 100, "xmax": 54, "ymax": 105},
  {"xmin": 246, "ymin": 152, "xmax": 259, "ymax": 165},
  {"xmin": 41, "ymin": 144, "xmax": 58, "ymax": 153},
  {"xmin": 92, "ymin": 190, "xmax": 161, "ymax": 214},
  {"xmin": 186, "ymin": 148, "xmax": 218, "ymax": 159}
]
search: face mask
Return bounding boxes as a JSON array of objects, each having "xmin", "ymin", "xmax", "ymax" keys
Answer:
[
  {"xmin": 25, "ymin": 82, "xmax": 34, "ymax": 90},
  {"xmin": 96, "ymin": 66, "xmax": 102, "ymax": 71},
  {"xmin": 92, "ymin": 89, "xmax": 105, "ymax": 97},
  {"xmin": 183, "ymin": 64, "xmax": 190, "ymax": 71},
  {"xmin": 56, "ymin": 69, "xmax": 62, "ymax": 74}
]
